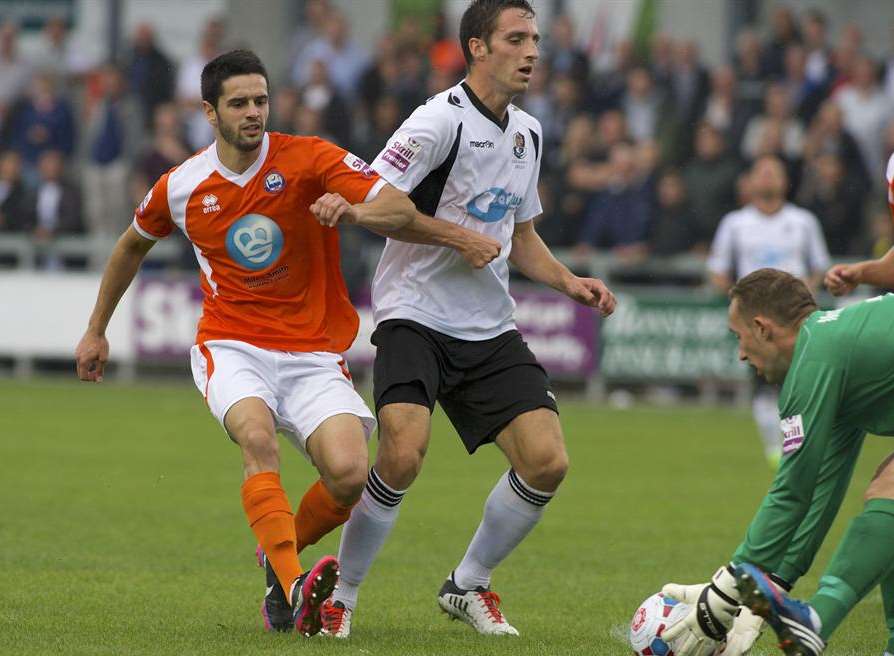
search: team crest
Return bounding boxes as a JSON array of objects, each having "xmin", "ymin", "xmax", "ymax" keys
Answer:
[
  {"xmin": 264, "ymin": 170, "xmax": 285, "ymax": 193},
  {"xmin": 512, "ymin": 131, "xmax": 526, "ymax": 159}
]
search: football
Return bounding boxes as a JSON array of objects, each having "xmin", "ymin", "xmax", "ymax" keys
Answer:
[{"xmin": 628, "ymin": 592, "xmax": 689, "ymax": 656}]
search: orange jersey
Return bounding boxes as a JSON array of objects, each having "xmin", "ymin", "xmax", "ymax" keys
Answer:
[{"xmin": 133, "ymin": 132, "xmax": 384, "ymax": 353}]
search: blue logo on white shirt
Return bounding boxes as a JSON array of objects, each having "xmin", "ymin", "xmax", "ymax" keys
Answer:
[
  {"xmin": 226, "ymin": 214, "xmax": 283, "ymax": 270},
  {"xmin": 466, "ymin": 187, "xmax": 523, "ymax": 223}
]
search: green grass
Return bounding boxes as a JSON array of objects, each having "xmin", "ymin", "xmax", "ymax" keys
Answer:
[{"xmin": 0, "ymin": 378, "xmax": 889, "ymax": 655}]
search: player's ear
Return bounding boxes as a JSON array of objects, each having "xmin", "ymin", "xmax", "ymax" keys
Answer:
[
  {"xmin": 202, "ymin": 100, "xmax": 218, "ymax": 127},
  {"xmin": 752, "ymin": 315, "xmax": 773, "ymax": 341},
  {"xmin": 469, "ymin": 36, "xmax": 489, "ymax": 62}
]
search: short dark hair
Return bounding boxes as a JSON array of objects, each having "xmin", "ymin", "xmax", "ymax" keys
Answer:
[
  {"xmin": 459, "ymin": 0, "xmax": 535, "ymax": 67},
  {"xmin": 201, "ymin": 49, "xmax": 269, "ymax": 109},
  {"xmin": 729, "ymin": 268, "xmax": 818, "ymax": 326}
]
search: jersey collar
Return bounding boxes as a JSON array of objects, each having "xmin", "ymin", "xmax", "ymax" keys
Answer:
[
  {"xmin": 460, "ymin": 81, "xmax": 510, "ymax": 132},
  {"xmin": 209, "ymin": 132, "xmax": 270, "ymax": 187}
]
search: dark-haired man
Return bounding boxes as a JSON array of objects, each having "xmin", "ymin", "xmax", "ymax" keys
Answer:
[
  {"xmin": 660, "ymin": 268, "xmax": 894, "ymax": 656},
  {"xmin": 322, "ymin": 0, "xmax": 616, "ymax": 638},
  {"xmin": 74, "ymin": 49, "xmax": 472, "ymax": 637}
]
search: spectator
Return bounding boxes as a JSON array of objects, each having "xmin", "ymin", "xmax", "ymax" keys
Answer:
[
  {"xmin": 741, "ymin": 82, "xmax": 804, "ymax": 162},
  {"xmin": 622, "ymin": 66, "xmax": 667, "ymax": 143},
  {"xmin": 576, "ymin": 142, "xmax": 652, "ymax": 254},
  {"xmin": 0, "ymin": 22, "xmax": 31, "ymax": 122},
  {"xmin": 649, "ymin": 169, "xmax": 699, "ymax": 256},
  {"xmin": 540, "ymin": 74, "xmax": 581, "ymax": 168},
  {"xmin": 649, "ymin": 33, "xmax": 675, "ymax": 95},
  {"xmin": 797, "ymin": 152, "xmax": 865, "ymax": 255},
  {"xmin": 5, "ymin": 72, "xmax": 75, "ymax": 177},
  {"xmin": 545, "ymin": 14, "xmax": 589, "ymax": 84},
  {"xmin": 801, "ymin": 9, "xmax": 833, "ymax": 89},
  {"xmin": 293, "ymin": 10, "xmax": 368, "ymax": 101},
  {"xmin": 762, "ymin": 5, "xmax": 801, "ymax": 79},
  {"xmin": 269, "ymin": 84, "xmax": 300, "ymax": 133},
  {"xmin": 286, "ymin": 0, "xmax": 331, "ymax": 78},
  {"xmin": 829, "ymin": 23, "xmax": 863, "ymax": 91},
  {"xmin": 835, "ymin": 55, "xmax": 892, "ymax": 183},
  {"xmin": 669, "ymin": 40, "xmax": 709, "ymax": 134},
  {"xmin": 31, "ymin": 149, "xmax": 83, "ymax": 241},
  {"xmin": 28, "ymin": 16, "xmax": 92, "ymax": 82},
  {"xmin": 802, "ymin": 100, "xmax": 868, "ymax": 192},
  {"xmin": 83, "ymin": 64, "xmax": 140, "ymax": 238},
  {"xmin": 683, "ymin": 123, "xmax": 741, "ymax": 247},
  {"xmin": 176, "ymin": 17, "xmax": 226, "ymax": 150},
  {"xmin": 428, "ymin": 12, "xmax": 465, "ymax": 78},
  {"xmin": 701, "ymin": 65, "xmax": 752, "ymax": 151},
  {"xmin": 133, "ymin": 102, "xmax": 189, "ymax": 196},
  {"xmin": 353, "ymin": 94, "xmax": 401, "ymax": 164},
  {"xmin": 0, "ymin": 150, "xmax": 34, "ymax": 232},
  {"xmin": 299, "ymin": 59, "xmax": 352, "ymax": 146},
  {"xmin": 127, "ymin": 23, "xmax": 175, "ymax": 129},
  {"xmin": 781, "ymin": 44, "xmax": 826, "ymax": 122},
  {"xmin": 538, "ymin": 114, "xmax": 599, "ymax": 247},
  {"xmin": 734, "ymin": 29, "xmax": 767, "ymax": 117},
  {"xmin": 357, "ymin": 34, "xmax": 399, "ymax": 114}
]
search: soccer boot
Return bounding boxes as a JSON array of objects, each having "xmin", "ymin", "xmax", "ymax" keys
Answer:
[
  {"xmin": 437, "ymin": 573, "xmax": 519, "ymax": 636},
  {"xmin": 256, "ymin": 545, "xmax": 292, "ymax": 632},
  {"xmin": 735, "ymin": 562, "xmax": 826, "ymax": 656},
  {"xmin": 320, "ymin": 598, "xmax": 353, "ymax": 638},
  {"xmin": 291, "ymin": 555, "xmax": 340, "ymax": 638}
]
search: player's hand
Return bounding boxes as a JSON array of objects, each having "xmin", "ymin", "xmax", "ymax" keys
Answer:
[
  {"xmin": 75, "ymin": 331, "xmax": 109, "ymax": 383},
  {"xmin": 662, "ymin": 565, "xmax": 741, "ymax": 656},
  {"xmin": 823, "ymin": 263, "xmax": 860, "ymax": 296},
  {"xmin": 715, "ymin": 607, "xmax": 764, "ymax": 656},
  {"xmin": 458, "ymin": 232, "xmax": 501, "ymax": 268},
  {"xmin": 310, "ymin": 192, "xmax": 357, "ymax": 227},
  {"xmin": 565, "ymin": 277, "xmax": 616, "ymax": 317}
]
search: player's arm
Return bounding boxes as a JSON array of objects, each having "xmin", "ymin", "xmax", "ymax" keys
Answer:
[
  {"xmin": 706, "ymin": 214, "xmax": 734, "ymax": 294},
  {"xmin": 825, "ymin": 248, "xmax": 894, "ymax": 295},
  {"xmin": 75, "ymin": 226, "xmax": 156, "ymax": 382},
  {"xmin": 509, "ymin": 219, "xmax": 616, "ymax": 316},
  {"xmin": 311, "ymin": 182, "xmax": 416, "ymax": 231}
]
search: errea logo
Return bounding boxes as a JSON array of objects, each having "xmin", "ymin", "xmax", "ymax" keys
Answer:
[{"xmin": 202, "ymin": 194, "xmax": 221, "ymax": 214}]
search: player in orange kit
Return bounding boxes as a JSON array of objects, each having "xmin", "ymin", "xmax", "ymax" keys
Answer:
[{"xmin": 72, "ymin": 50, "xmax": 488, "ymax": 637}]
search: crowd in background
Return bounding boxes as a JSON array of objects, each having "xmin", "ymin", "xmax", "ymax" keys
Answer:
[{"xmin": 2, "ymin": 2, "xmax": 894, "ymax": 274}]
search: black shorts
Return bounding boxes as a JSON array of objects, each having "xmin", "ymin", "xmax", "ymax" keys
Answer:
[{"xmin": 372, "ymin": 319, "xmax": 558, "ymax": 454}]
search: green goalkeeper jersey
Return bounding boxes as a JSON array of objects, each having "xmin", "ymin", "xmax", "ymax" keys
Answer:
[{"xmin": 733, "ymin": 293, "xmax": 894, "ymax": 572}]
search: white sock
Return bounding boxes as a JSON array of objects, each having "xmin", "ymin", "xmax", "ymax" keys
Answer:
[
  {"xmin": 453, "ymin": 470, "xmax": 554, "ymax": 591},
  {"xmin": 752, "ymin": 392, "xmax": 782, "ymax": 458},
  {"xmin": 332, "ymin": 468, "xmax": 405, "ymax": 610}
]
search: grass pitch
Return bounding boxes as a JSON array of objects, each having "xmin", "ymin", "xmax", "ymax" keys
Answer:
[{"xmin": 0, "ymin": 378, "xmax": 888, "ymax": 655}]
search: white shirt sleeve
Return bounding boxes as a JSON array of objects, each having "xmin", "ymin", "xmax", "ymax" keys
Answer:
[
  {"xmin": 514, "ymin": 124, "xmax": 543, "ymax": 223},
  {"xmin": 804, "ymin": 210, "xmax": 831, "ymax": 274},
  {"xmin": 886, "ymin": 152, "xmax": 894, "ymax": 206},
  {"xmin": 370, "ymin": 101, "xmax": 455, "ymax": 193},
  {"xmin": 706, "ymin": 213, "xmax": 735, "ymax": 277}
]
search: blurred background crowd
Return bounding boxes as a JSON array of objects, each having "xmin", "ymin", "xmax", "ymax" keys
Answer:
[{"xmin": 2, "ymin": 0, "xmax": 894, "ymax": 278}]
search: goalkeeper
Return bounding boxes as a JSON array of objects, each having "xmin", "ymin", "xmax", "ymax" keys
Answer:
[{"xmin": 662, "ymin": 268, "xmax": 894, "ymax": 656}]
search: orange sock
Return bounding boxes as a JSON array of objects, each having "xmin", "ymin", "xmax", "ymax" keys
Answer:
[
  {"xmin": 241, "ymin": 472, "xmax": 303, "ymax": 598},
  {"xmin": 294, "ymin": 479, "xmax": 355, "ymax": 554}
]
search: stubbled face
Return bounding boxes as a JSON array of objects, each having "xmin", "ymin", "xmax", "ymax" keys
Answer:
[
  {"xmin": 472, "ymin": 8, "xmax": 540, "ymax": 96},
  {"xmin": 728, "ymin": 299, "xmax": 788, "ymax": 384},
  {"xmin": 206, "ymin": 73, "xmax": 268, "ymax": 153}
]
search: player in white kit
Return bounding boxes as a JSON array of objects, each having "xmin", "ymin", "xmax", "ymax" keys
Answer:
[
  {"xmin": 319, "ymin": 0, "xmax": 616, "ymax": 638},
  {"xmin": 707, "ymin": 155, "xmax": 831, "ymax": 468}
]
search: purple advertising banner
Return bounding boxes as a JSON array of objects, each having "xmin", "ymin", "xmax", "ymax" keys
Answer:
[{"xmin": 133, "ymin": 276, "xmax": 598, "ymax": 378}]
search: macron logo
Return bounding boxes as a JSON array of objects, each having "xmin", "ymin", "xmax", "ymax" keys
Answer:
[
  {"xmin": 469, "ymin": 139, "xmax": 495, "ymax": 149},
  {"xmin": 202, "ymin": 194, "xmax": 221, "ymax": 214}
]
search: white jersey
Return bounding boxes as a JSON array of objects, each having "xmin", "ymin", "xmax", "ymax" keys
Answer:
[
  {"xmin": 707, "ymin": 203, "xmax": 830, "ymax": 280},
  {"xmin": 370, "ymin": 81, "xmax": 543, "ymax": 340}
]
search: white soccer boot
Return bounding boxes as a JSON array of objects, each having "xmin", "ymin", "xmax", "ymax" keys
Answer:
[
  {"xmin": 437, "ymin": 574, "xmax": 519, "ymax": 636},
  {"xmin": 320, "ymin": 599, "xmax": 352, "ymax": 638}
]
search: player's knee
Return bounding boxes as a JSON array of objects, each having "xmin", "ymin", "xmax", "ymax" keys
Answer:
[
  {"xmin": 324, "ymin": 457, "xmax": 369, "ymax": 506},
  {"xmin": 239, "ymin": 427, "xmax": 279, "ymax": 462},
  {"xmin": 375, "ymin": 443, "xmax": 425, "ymax": 489},
  {"xmin": 517, "ymin": 448, "xmax": 568, "ymax": 492}
]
